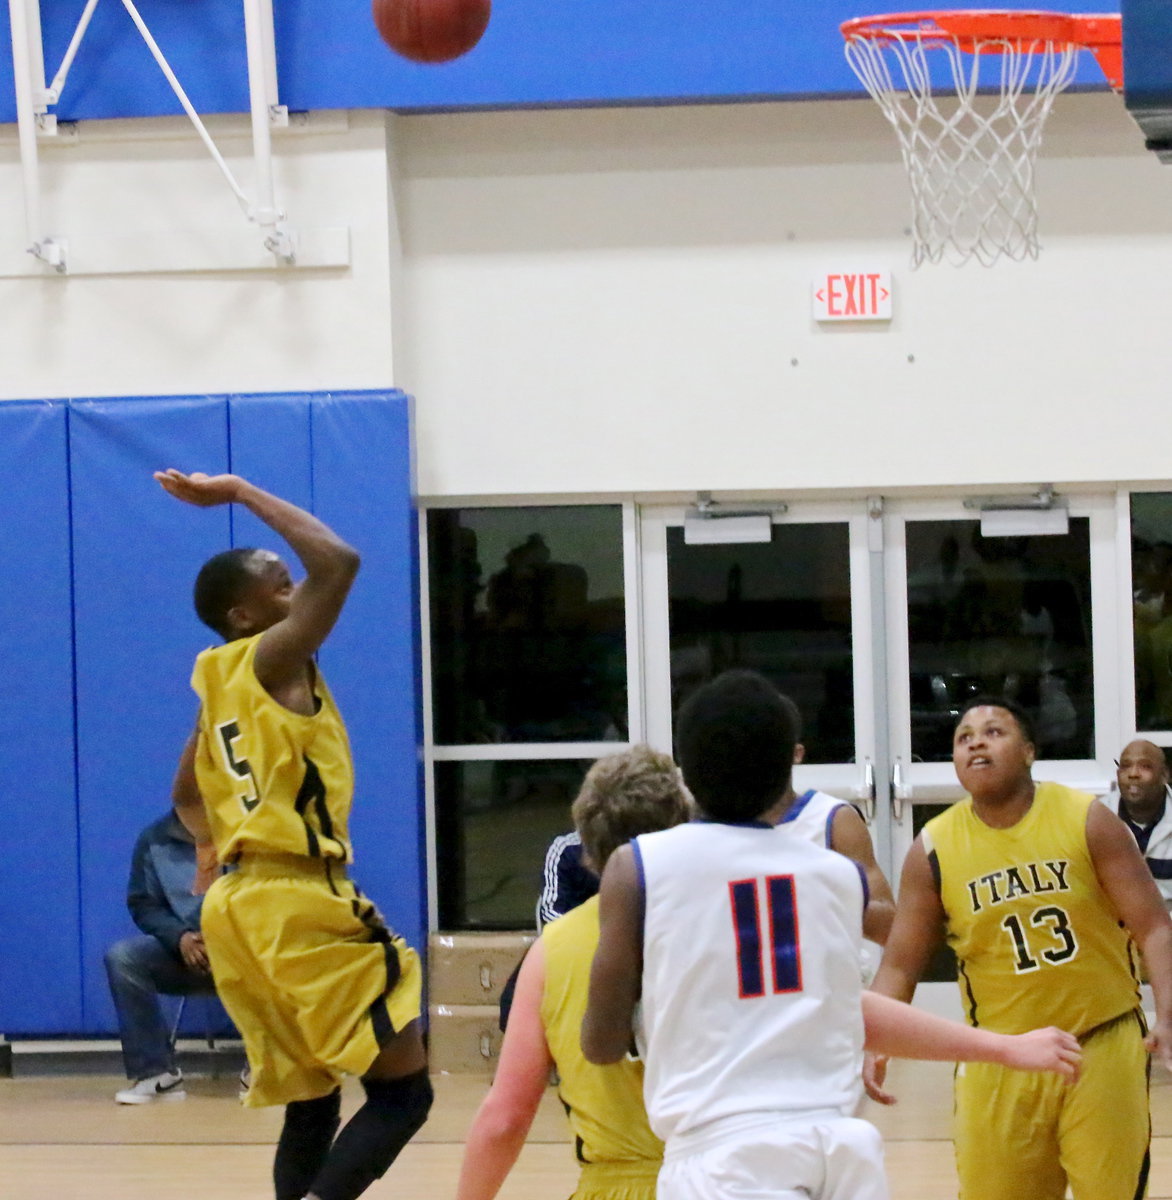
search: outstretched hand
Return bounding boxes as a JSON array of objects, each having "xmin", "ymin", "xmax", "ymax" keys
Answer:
[
  {"xmin": 1002, "ymin": 1026, "xmax": 1082, "ymax": 1081},
  {"xmin": 862, "ymin": 1051, "xmax": 897, "ymax": 1105},
  {"xmin": 155, "ymin": 469, "xmax": 244, "ymax": 508}
]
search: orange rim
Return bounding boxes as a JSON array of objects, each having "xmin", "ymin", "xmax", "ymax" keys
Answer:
[{"xmin": 840, "ymin": 10, "xmax": 1122, "ymax": 88}]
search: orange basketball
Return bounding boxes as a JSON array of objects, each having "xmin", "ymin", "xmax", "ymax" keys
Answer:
[{"xmin": 372, "ymin": 0, "xmax": 491, "ymax": 64}]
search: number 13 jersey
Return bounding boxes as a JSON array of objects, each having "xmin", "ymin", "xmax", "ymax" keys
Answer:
[
  {"xmin": 923, "ymin": 781, "xmax": 1140, "ymax": 1036},
  {"xmin": 633, "ymin": 820, "xmax": 867, "ymax": 1146}
]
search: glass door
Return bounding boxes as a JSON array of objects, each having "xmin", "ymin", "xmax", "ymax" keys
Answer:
[
  {"xmin": 640, "ymin": 493, "xmax": 1122, "ymax": 891},
  {"xmin": 883, "ymin": 496, "xmax": 1120, "ymax": 868},
  {"xmin": 639, "ymin": 501, "xmax": 888, "ymax": 865}
]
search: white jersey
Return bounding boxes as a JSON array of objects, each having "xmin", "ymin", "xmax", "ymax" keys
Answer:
[
  {"xmin": 781, "ymin": 790, "xmax": 882, "ymax": 984},
  {"xmin": 634, "ymin": 819, "xmax": 867, "ymax": 1148},
  {"xmin": 780, "ymin": 789, "xmax": 849, "ymax": 847}
]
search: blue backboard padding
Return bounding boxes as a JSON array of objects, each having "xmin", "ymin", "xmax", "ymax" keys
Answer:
[
  {"xmin": 0, "ymin": 1, "xmax": 1119, "ymax": 125},
  {"xmin": 70, "ymin": 395, "xmax": 230, "ymax": 1031},
  {"xmin": 1123, "ymin": 0, "xmax": 1172, "ymax": 151},
  {"xmin": 0, "ymin": 401, "xmax": 81, "ymax": 1034},
  {"xmin": 310, "ymin": 391, "xmax": 426, "ymax": 958}
]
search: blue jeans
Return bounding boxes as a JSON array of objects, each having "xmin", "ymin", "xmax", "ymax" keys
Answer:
[{"xmin": 103, "ymin": 935, "xmax": 218, "ymax": 1080}]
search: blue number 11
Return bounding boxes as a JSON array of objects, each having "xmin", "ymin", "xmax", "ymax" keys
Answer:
[{"xmin": 729, "ymin": 875, "xmax": 802, "ymax": 998}]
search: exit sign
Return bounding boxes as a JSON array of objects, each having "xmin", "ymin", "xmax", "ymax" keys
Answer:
[{"xmin": 812, "ymin": 270, "xmax": 892, "ymax": 322}]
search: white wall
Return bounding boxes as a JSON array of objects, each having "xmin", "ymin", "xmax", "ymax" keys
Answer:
[
  {"xmin": 1, "ymin": 95, "xmax": 1171, "ymax": 501},
  {"xmin": 0, "ymin": 109, "xmax": 400, "ymax": 398},
  {"xmin": 398, "ymin": 95, "xmax": 1172, "ymax": 499}
]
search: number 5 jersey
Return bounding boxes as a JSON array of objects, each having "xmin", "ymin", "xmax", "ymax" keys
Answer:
[
  {"xmin": 191, "ymin": 632, "xmax": 354, "ymax": 865},
  {"xmin": 923, "ymin": 781, "xmax": 1140, "ymax": 1035},
  {"xmin": 633, "ymin": 821, "xmax": 867, "ymax": 1146}
]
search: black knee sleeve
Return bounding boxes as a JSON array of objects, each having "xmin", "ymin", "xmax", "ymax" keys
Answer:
[
  {"xmin": 308, "ymin": 1070, "xmax": 433, "ymax": 1200},
  {"xmin": 273, "ymin": 1089, "xmax": 342, "ymax": 1200}
]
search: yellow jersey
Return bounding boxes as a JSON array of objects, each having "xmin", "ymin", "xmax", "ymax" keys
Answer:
[
  {"xmin": 540, "ymin": 896, "xmax": 663, "ymax": 1173},
  {"xmin": 924, "ymin": 781, "xmax": 1140, "ymax": 1036},
  {"xmin": 191, "ymin": 633, "xmax": 353, "ymax": 864}
]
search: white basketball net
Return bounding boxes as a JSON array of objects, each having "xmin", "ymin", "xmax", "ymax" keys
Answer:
[{"xmin": 843, "ymin": 22, "xmax": 1081, "ymax": 266}]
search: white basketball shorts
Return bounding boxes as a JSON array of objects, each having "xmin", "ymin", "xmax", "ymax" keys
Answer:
[{"xmin": 658, "ymin": 1113, "xmax": 888, "ymax": 1200}]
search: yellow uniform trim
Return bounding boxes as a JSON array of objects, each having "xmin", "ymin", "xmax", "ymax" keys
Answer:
[
  {"xmin": 190, "ymin": 634, "xmax": 422, "ymax": 1107},
  {"xmin": 191, "ymin": 633, "xmax": 354, "ymax": 864},
  {"xmin": 202, "ymin": 867, "xmax": 422, "ymax": 1107},
  {"xmin": 925, "ymin": 780, "xmax": 1139, "ymax": 1035},
  {"xmin": 953, "ymin": 1010, "xmax": 1150, "ymax": 1200},
  {"xmin": 540, "ymin": 897, "xmax": 663, "ymax": 1177}
]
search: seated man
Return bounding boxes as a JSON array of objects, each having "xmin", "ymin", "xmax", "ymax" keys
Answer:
[
  {"xmin": 1105, "ymin": 739, "xmax": 1172, "ymax": 911},
  {"xmin": 104, "ymin": 806, "xmax": 222, "ymax": 1104}
]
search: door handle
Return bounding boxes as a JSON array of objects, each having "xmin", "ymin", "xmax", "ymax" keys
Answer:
[
  {"xmin": 856, "ymin": 758, "xmax": 876, "ymax": 825},
  {"xmin": 892, "ymin": 760, "xmax": 912, "ymax": 822}
]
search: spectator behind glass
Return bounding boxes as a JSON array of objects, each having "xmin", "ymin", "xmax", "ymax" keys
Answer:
[{"xmin": 1104, "ymin": 740, "xmax": 1172, "ymax": 913}]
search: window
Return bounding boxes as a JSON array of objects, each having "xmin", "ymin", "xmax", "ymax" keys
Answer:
[
  {"xmin": 1130, "ymin": 494, "xmax": 1172, "ymax": 733},
  {"xmin": 427, "ymin": 505, "xmax": 627, "ymax": 928},
  {"xmin": 904, "ymin": 519, "xmax": 1093, "ymax": 761}
]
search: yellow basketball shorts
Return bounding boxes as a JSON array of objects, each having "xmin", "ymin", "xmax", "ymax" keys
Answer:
[
  {"xmin": 573, "ymin": 1160, "xmax": 659, "ymax": 1200},
  {"xmin": 953, "ymin": 1009, "xmax": 1150, "ymax": 1200},
  {"xmin": 200, "ymin": 857, "xmax": 423, "ymax": 1108}
]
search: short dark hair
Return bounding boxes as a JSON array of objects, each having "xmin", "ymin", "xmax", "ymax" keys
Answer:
[
  {"xmin": 779, "ymin": 693, "xmax": 803, "ymax": 743},
  {"xmin": 193, "ymin": 548, "xmax": 262, "ymax": 638},
  {"xmin": 675, "ymin": 670, "xmax": 797, "ymax": 822},
  {"xmin": 955, "ymin": 695, "xmax": 1036, "ymax": 745},
  {"xmin": 572, "ymin": 745, "xmax": 692, "ymax": 873}
]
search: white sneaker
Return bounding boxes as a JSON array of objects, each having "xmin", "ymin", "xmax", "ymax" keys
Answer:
[
  {"xmin": 115, "ymin": 1071, "xmax": 186, "ymax": 1104},
  {"xmin": 238, "ymin": 1065, "xmax": 251, "ymax": 1100}
]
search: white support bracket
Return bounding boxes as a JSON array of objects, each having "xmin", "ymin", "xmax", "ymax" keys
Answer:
[{"xmin": 6, "ymin": 0, "xmax": 311, "ymax": 273}]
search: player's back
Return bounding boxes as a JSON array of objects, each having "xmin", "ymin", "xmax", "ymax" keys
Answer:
[
  {"xmin": 634, "ymin": 820, "xmax": 866, "ymax": 1147},
  {"xmin": 779, "ymin": 788, "xmax": 846, "ymax": 848},
  {"xmin": 192, "ymin": 632, "xmax": 354, "ymax": 863}
]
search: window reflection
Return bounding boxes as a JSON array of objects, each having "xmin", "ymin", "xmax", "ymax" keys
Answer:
[
  {"xmin": 428, "ymin": 507, "xmax": 627, "ymax": 744},
  {"xmin": 666, "ymin": 524, "xmax": 854, "ymax": 764},
  {"xmin": 906, "ymin": 520, "xmax": 1092, "ymax": 762},
  {"xmin": 435, "ymin": 760, "xmax": 594, "ymax": 929},
  {"xmin": 1131, "ymin": 494, "xmax": 1172, "ymax": 731}
]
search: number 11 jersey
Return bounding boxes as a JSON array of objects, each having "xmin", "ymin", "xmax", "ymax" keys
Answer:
[
  {"xmin": 923, "ymin": 781, "xmax": 1140, "ymax": 1036},
  {"xmin": 633, "ymin": 820, "xmax": 867, "ymax": 1147}
]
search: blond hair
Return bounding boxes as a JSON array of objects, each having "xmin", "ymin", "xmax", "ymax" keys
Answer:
[{"xmin": 572, "ymin": 745, "xmax": 692, "ymax": 873}]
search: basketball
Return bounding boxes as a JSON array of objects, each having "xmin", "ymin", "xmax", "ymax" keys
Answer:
[{"xmin": 372, "ymin": 0, "xmax": 491, "ymax": 64}]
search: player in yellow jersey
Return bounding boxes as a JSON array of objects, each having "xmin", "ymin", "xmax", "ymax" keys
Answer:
[
  {"xmin": 456, "ymin": 745, "xmax": 691, "ymax": 1200},
  {"xmin": 869, "ymin": 696, "xmax": 1172, "ymax": 1200},
  {"xmin": 155, "ymin": 469, "xmax": 430, "ymax": 1200}
]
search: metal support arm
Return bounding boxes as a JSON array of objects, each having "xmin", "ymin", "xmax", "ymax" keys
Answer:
[{"xmin": 6, "ymin": 0, "xmax": 297, "ymax": 272}]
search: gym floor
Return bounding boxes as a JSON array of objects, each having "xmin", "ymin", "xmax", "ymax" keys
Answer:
[{"xmin": 2, "ymin": 1058, "xmax": 1171, "ymax": 1199}]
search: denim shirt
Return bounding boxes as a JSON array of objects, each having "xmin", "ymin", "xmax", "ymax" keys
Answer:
[{"xmin": 127, "ymin": 810, "xmax": 204, "ymax": 955}]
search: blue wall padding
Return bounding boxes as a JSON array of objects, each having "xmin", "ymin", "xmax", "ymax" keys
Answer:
[
  {"xmin": 0, "ymin": 0, "xmax": 1118, "ymax": 126},
  {"xmin": 0, "ymin": 401, "xmax": 81, "ymax": 1033},
  {"xmin": 227, "ymin": 393, "xmax": 314, "ymax": 548},
  {"xmin": 0, "ymin": 390, "xmax": 419, "ymax": 1036},
  {"xmin": 311, "ymin": 392, "xmax": 426, "ymax": 958},
  {"xmin": 70, "ymin": 396, "xmax": 232, "ymax": 1031}
]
